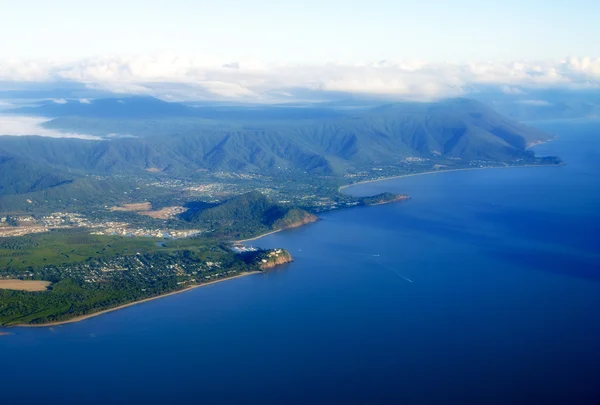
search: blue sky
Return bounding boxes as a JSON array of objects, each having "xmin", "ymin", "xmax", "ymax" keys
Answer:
[
  {"xmin": 2, "ymin": 0, "xmax": 599, "ymax": 61},
  {"xmin": 0, "ymin": 0, "xmax": 599, "ymax": 102}
]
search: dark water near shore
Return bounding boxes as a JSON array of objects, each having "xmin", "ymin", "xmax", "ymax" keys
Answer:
[{"xmin": 2, "ymin": 120, "xmax": 600, "ymax": 404}]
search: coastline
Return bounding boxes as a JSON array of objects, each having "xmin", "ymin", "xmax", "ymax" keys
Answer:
[
  {"xmin": 11, "ymin": 271, "xmax": 261, "ymax": 328},
  {"xmin": 236, "ymin": 165, "xmax": 561, "ymax": 243},
  {"xmin": 5, "ymin": 164, "xmax": 561, "ymax": 328},
  {"xmin": 365, "ymin": 195, "xmax": 410, "ymax": 206},
  {"xmin": 339, "ymin": 163, "xmax": 563, "ymax": 192},
  {"xmin": 234, "ymin": 217, "xmax": 319, "ymax": 244},
  {"xmin": 234, "ymin": 229, "xmax": 284, "ymax": 243}
]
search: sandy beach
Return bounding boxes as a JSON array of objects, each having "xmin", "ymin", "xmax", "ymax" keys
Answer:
[
  {"xmin": 234, "ymin": 229, "xmax": 285, "ymax": 243},
  {"xmin": 339, "ymin": 163, "xmax": 563, "ymax": 192},
  {"xmin": 13, "ymin": 271, "xmax": 261, "ymax": 328}
]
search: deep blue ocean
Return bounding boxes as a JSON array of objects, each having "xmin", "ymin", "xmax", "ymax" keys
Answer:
[{"xmin": 1, "ymin": 120, "xmax": 599, "ymax": 404}]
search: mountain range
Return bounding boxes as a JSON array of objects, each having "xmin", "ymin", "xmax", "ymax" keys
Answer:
[{"xmin": 0, "ymin": 96, "xmax": 556, "ymax": 207}]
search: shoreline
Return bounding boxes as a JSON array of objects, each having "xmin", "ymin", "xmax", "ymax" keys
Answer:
[
  {"xmin": 339, "ymin": 163, "xmax": 563, "ymax": 192},
  {"xmin": 234, "ymin": 229, "xmax": 285, "ymax": 243},
  {"xmin": 364, "ymin": 195, "xmax": 411, "ymax": 206},
  {"xmin": 235, "ymin": 165, "xmax": 561, "ymax": 244},
  {"xmin": 4, "ymin": 163, "xmax": 561, "ymax": 328},
  {"xmin": 10, "ymin": 271, "xmax": 261, "ymax": 328},
  {"xmin": 234, "ymin": 217, "xmax": 319, "ymax": 244}
]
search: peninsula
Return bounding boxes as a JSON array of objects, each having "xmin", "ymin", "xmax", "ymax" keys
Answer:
[{"xmin": 0, "ymin": 218, "xmax": 298, "ymax": 328}]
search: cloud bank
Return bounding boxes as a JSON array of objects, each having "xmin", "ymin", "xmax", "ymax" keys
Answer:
[
  {"xmin": 0, "ymin": 115, "xmax": 101, "ymax": 140},
  {"xmin": 1, "ymin": 56, "xmax": 599, "ymax": 102}
]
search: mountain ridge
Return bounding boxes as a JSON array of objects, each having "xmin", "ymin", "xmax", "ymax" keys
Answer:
[{"xmin": 3, "ymin": 97, "xmax": 553, "ymax": 176}]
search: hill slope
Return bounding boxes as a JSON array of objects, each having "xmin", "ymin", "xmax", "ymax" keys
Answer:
[
  {"xmin": 0, "ymin": 155, "xmax": 75, "ymax": 196},
  {"xmin": 184, "ymin": 191, "xmax": 318, "ymax": 239}
]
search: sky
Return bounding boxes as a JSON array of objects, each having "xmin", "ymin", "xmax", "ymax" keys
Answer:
[
  {"xmin": 0, "ymin": 0, "xmax": 599, "ymax": 101},
  {"xmin": 2, "ymin": 0, "xmax": 599, "ymax": 61}
]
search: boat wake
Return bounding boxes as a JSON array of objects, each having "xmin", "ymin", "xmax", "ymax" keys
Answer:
[{"xmin": 374, "ymin": 258, "xmax": 413, "ymax": 283}]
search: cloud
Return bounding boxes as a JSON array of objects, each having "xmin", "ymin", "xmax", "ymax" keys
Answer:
[
  {"xmin": 501, "ymin": 86, "xmax": 525, "ymax": 95},
  {"xmin": 516, "ymin": 99, "xmax": 552, "ymax": 106},
  {"xmin": 0, "ymin": 115, "xmax": 100, "ymax": 140},
  {"xmin": 0, "ymin": 100, "xmax": 15, "ymax": 110},
  {"xmin": 222, "ymin": 62, "xmax": 240, "ymax": 69},
  {"xmin": 0, "ymin": 58, "xmax": 54, "ymax": 81},
  {"xmin": 79, "ymin": 98, "xmax": 91, "ymax": 104},
  {"xmin": 52, "ymin": 98, "xmax": 68, "ymax": 104},
  {"xmin": 1, "ymin": 55, "xmax": 599, "ymax": 102}
]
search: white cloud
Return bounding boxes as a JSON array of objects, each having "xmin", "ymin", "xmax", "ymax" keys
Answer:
[
  {"xmin": 0, "ymin": 100, "xmax": 15, "ymax": 110},
  {"xmin": 0, "ymin": 115, "xmax": 100, "ymax": 140},
  {"xmin": 516, "ymin": 99, "xmax": 552, "ymax": 106},
  {"xmin": 0, "ymin": 58, "xmax": 54, "ymax": 81},
  {"xmin": 501, "ymin": 86, "xmax": 525, "ymax": 95},
  {"xmin": 52, "ymin": 98, "xmax": 68, "ymax": 104},
  {"xmin": 1, "ymin": 55, "xmax": 599, "ymax": 101},
  {"xmin": 79, "ymin": 98, "xmax": 91, "ymax": 104}
]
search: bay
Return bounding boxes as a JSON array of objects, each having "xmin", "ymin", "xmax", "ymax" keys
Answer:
[{"xmin": 1, "ymin": 119, "xmax": 599, "ymax": 404}]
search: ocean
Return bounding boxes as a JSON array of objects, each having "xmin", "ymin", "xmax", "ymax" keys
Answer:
[{"xmin": 1, "ymin": 119, "xmax": 599, "ymax": 404}]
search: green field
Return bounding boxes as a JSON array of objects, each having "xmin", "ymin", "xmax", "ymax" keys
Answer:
[{"xmin": 0, "ymin": 231, "xmax": 160, "ymax": 272}]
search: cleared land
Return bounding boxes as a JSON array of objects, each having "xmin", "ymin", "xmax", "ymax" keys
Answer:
[
  {"xmin": 0, "ymin": 279, "xmax": 51, "ymax": 291},
  {"xmin": 0, "ymin": 226, "xmax": 48, "ymax": 237},
  {"xmin": 109, "ymin": 201, "xmax": 186, "ymax": 219},
  {"xmin": 139, "ymin": 206, "xmax": 187, "ymax": 219},
  {"xmin": 109, "ymin": 202, "xmax": 152, "ymax": 212}
]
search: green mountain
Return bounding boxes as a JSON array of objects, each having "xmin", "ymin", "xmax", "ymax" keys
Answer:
[
  {"xmin": 2, "ymin": 98, "xmax": 554, "ymax": 179},
  {"xmin": 0, "ymin": 155, "xmax": 74, "ymax": 196},
  {"xmin": 184, "ymin": 191, "xmax": 317, "ymax": 239}
]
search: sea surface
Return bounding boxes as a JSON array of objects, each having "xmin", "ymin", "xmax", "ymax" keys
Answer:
[{"xmin": 1, "ymin": 120, "xmax": 599, "ymax": 404}]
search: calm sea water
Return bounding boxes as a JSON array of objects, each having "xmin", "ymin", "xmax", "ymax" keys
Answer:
[{"xmin": 1, "ymin": 120, "xmax": 599, "ymax": 404}]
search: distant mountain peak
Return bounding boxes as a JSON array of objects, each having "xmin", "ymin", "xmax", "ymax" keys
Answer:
[{"xmin": 14, "ymin": 96, "xmax": 193, "ymax": 119}]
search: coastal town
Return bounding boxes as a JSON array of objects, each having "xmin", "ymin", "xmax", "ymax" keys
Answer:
[
  {"xmin": 0, "ymin": 155, "xmax": 520, "ymax": 241},
  {"xmin": 0, "ymin": 212, "xmax": 202, "ymax": 239},
  {"xmin": 17, "ymin": 253, "xmax": 234, "ymax": 286}
]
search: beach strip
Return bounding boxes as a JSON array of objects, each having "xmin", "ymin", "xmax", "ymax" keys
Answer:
[
  {"xmin": 339, "ymin": 163, "xmax": 563, "ymax": 192},
  {"xmin": 14, "ymin": 271, "xmax": 261, "ymax": 328}
]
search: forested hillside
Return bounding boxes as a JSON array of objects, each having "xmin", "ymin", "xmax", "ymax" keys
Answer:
[
  {"xmin": 184, "ymin": 191, "xmax": 317, "ymax": 239},
  {"xmin": 2, "ymin": 97, "xmax": 554, "ymax": 178}
]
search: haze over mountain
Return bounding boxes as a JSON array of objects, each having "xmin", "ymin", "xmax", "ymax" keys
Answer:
[
  {"xmin": 2, "ymin": 97, "xmax": 551, "ymax": 177},
  {"xmin": 0, "ymin": 95, "xmax": 559, "ymax": 213},
  {"xmin": 472, "ymin": 89, "xmax": 600, "ymax": 121}
]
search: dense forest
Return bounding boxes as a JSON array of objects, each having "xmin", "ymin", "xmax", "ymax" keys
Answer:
[{"xmin": 183, "ymin": 191, "xmax": 318, "ymax": 239}]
